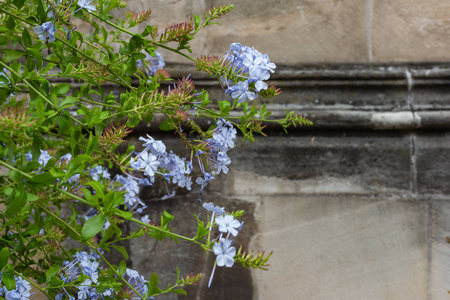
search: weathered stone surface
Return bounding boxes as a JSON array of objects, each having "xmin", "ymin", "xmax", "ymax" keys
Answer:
[
  {"xmin": 372, "ymin": 1, "xmax": 450, "ymax": 62},
  {"xmin": 123, "ymin": 0, "xmax": 368, "ymax": 64},
  {"xmin": 430, "ymin": 200, "xmax": 450, "ymax": 299},
  {"xmin": 127, "ymin": 195, "xmax": 257, "ymax": 300},
  {"xmin": 416, "ymin": 133, "xmax": 450, "ymax": 195},
  {"xmin": 250, "ymin": 196, "xmax": 428, "ymax": 300},
  {"xmin": 227, "ymin": 132, "xmax": 412, "ymax": 195},
  {"xmin": 202, "ymin": 0, "xmax": 368, "ymax": 64},
  {"xmin": 116, "ymin": 1, "xmax": 450, "ymax": 64}
]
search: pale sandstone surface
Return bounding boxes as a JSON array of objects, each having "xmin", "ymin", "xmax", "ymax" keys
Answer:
[
  {"xmin": 249, "ymin": 196, "xmax": 428, "ymax": 300},
  {"xmin": 431, "ymin": 201, "xmax": 450, "ymax": 299},
  {"xmin": 121, "ymin": 0, "xmax": 450, "ymax": 64},
  {"xmin": 372, "ymin": 1, "xmax": 450, "ymax": 62}
]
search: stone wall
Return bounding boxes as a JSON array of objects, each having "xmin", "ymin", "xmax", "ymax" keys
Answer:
[
  {"xmin": 112, "ymin": 1, "xmax": 450, "ymax": 299},
  {"xmin": 124, "ymin": 0, "xmax": 450, "ymax": 64}
]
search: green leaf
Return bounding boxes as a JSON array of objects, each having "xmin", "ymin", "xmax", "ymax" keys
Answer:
[
  {"xmin": 161, "ymin": 211, "xmax": 175, "ymax": 228},
  {"xmin": 118, "ymin": 260, "xmax": 127, "ymax": 276},
  {"xmin": 86, "ymin": 181, "xmax": 105, "ymax": 200},
  {"xmin": 45, "ymin": 267, "xmax": 59, "ymax": 284},
  {"xmin": 62, "ymin": 63, "xmax": 74, "ymax": 76},
  {"xmin": 82, "ymin": 188, "xmax": 97, "ymax": 206},
  {"xmin": 111, "ymin": 246, "xmax": 129, "ymax": 260},
  {"xmin": 5, "ymin": 185, "xmax": 27, "ymax": 217},
  {"xmin": 142, "ymin": 25, "xmax": 155, "ymax": 37},
  {"xmin": 159, "ymin": 119, "xmax": 175, "ymax": 131},
  {"xmin": 0, "ymin": 35, "xmax": 8, "ymax": 46},
  {"xmin": 3, "ymin": 187, "xmax": 13, "ymax": 196},
  {"xmin": 170, "ymin": 289, "xmax": 187, "ymax": 295},
  {"xmin": 8, "ymin": 170, "xmax": 21, "ymax": 183},
  {"xmin": 104, "ymin": 191, "xmax": 124, "ymax": 211},
  {"xmin": 26, "ymin": 193, "xmax": 39, "ymax": 202},
  {"xmin": 147, "ymin": 273, "xmax": 163, "ymax": 296},
  {"xmin": 55, "ymin": 83, "xmax": 71, "ymax": 95},
  {"xmin": 36, "ymin": 0, "xmax": 46, "ymax": 22},
  {"xmin": 193, "ymin": 215, "xmax": 209, "ymax": 241},
  {"xmin": 13, "ymin": 0, "xmax": 26, "ymax": 9},
  {"xmin": 24, "ymin": 224, "xmax": 41, "ymax": 235},
  {"xmin": 27, "ymin": 172, "xmax": 56, "ymax": 188},
  {"xmin": 218, "ymin": 100, "xmax": 231, "ymax": 116},
  {"xmin": 0, "ymin": 247, "xmax": 10, "ymax": 269},
  {"xmin": 5, "ymin": 17, "xmax": 15, "ymax": 31},
  {"xmin": 3, "ymin": 50, "xmax": 25, "ymax": 63},
  {"xmin": 81, "ymin": 213, "xmax": 106, "ymax": 240},
  {"xmin": 128, "ymin": 35, "xmax": 142, "ymax": 51},
  {"xmin": 58, "ymin": 96, "xmax": 78, "ymax": 110},
  {"xmin": 27, "ymin": 48, "xmax": 43, "ymax": 70},
  {"xmin": 2, "ymin": 271, "xmax": 15, "ymax": 291},
  {"xmin": 22, "ymin": 28, "xmax": 31, "ymax": 48},
  {"xmin": 112, "ymin": 208, "xmax": 132, "ymax": 220},
  {"xmin": 108, "ymin": 0, "xmax": 118, "ymax": 11},
  {"xmin": 25, "ymin": 56, "xmax": 36, "ymax": 71},
  {"xmin": 86, "ymin": 131, "xmax": 99, "ymax": 155},
  {"xmin": 194, "ymin": 15, "xmax": 201, "ymax": 30}
]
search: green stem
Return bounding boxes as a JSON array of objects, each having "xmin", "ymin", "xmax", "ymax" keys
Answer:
[
  {"xmin": 0, "ymin": 159, "xmax": 92, "ymax": 206},
  {"xmin": 0, "ymin": 61, "xmax": 86, "ymax": 126},
  {"xmin": 89, "ymin": 12, "xmax": 196, "ymax": 62},
  {"xmin": 77, "ymin": 97, "xmax": 120, "ymax": 109},
  {"xmin": 130, "ymin": 217, "xmax": 205, "ymax": 247},
  {"xmin": 0, "ymin": 8, "xmax": 136, "ymax": 93}
]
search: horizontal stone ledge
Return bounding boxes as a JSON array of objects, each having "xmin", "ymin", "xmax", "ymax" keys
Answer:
[
  {"xmin": 164, "ymin": 62, "xmax": 450, "ymax": 81},
  {"xmin": 282, "ymin": 110, "xmax": 450, "ymax": 130},
  {"xmin": 128, "ymin": 109, "xmax": 450, "ymax": 133}
]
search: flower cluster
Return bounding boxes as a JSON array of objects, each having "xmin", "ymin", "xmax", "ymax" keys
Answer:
[
  {"xmin": 33, "ymin": 0, "xmax": 96, "ymax": 43},
  {"xmin": 136, "ymin": 52, "xmax": 165, "ymax": 77},
  {"xmin": 224, "ymin": 43, "xmax": 276, "ymax": 103},
  {"xmin": 0, "ymin": 274, "xmax": 32, "ymax": 300},
  {"xmin": 119, "ymin": 268, "xmax": 152, "ymax": 300},
  {"xmin": 34, "ymin": 21, "xmax": 56, "ymax": 43},
  {"xmin": 130, "ymin": 134, "xmax": 193, "ymax": 199},
  {"xmin": 195, "ymin": 118, "xmax": 236, "ymax": 200},
  {"xmin": 113, "ymin": 174, "xmax": 148, "ymax": 212},
  {"xmin": 203, "ymin": 202, "xmax": 243, "ymax": 287},
  {"xmin": 55, "ymin": 251, "xmax": 150, "ymax": 299},
  {"xmin": 26, "ymin": 149, "xmax": 52, "ymax": 167}
]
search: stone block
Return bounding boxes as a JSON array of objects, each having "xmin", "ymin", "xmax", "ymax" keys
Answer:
[
  {"xmin": 416, "ymin": 133, "xmax": 450, "ymax": 195},
  {"xmin": 203, "ymin": 0, "xmax": 368, "ymax": 64},
  {"xmin": 372, "ymin": 1, "xmax": 450, "ymax": 62},
  {"xmin": 227, "ymin": 132, "xmax": 412, "ymax": 196},
  {"xmin": 125, "ymin": 196, "xmax": 257, "ymax": 300},
  {"xmin": 430, "ymin": 200, "xmax": 450, "ymax": 299},
  {"xmin": 250, "ymin": 196, "xmax": 428, "ymax": 300}
]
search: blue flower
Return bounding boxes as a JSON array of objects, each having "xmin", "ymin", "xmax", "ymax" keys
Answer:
[
  {"xmin": 227, "ymin": 80, "xmax": 257, "ymax": 103},
  {"xmin": 207, "ymin": 118, "xmax": 237, "ymax": 153},
  {"xmin": 34, "ymin": 21, "xmax": 56, "ymax": 43},
  {"xmin": 88, "ymin": 165, "xmax": 110, "ymax": 181},
  {"xmin": 77, "ymin": 279, "xmax": 93, "ymax": 300},
  {"xmin": 78, "ymin": 0, "xmax": 96, "ymax": 12},
  {"xmin": 203, "ymin": 202, "xmax": 225, "ymax": 215},
  {"xmin": 138, "ymin": 151, "xmax": 160, "ymax": 177},
  {"xmin": 114, "ymin": 175, "xmax": 146, "ymax": 210},
  {"xmin": 196, "ymin": 172, "xmax": 214, "ymax": 190},
  {"xmin": 249, "ymin": 68, "xmax": 270, "ymax": 92},
  {"xmin": 214, "ymin": 152, "xmax": 231, "ymax": 174},
  {"xmin": 122, "ymin": 268, "xmax": 149, "ymax": 299},
  {"xmin": 213, "ymin": 238, "xmax": 236, "ymax": 267},
  {"xmin": 215, "ymin": 214, "xmax": 241, "ymax": 237},
  {"xmin": 136, "ymin": 52, "xmax": 165, "ymax": 76},
  {"xmin": 4, "ymin": 275, "xmax": 31, "ymax": 300}
]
